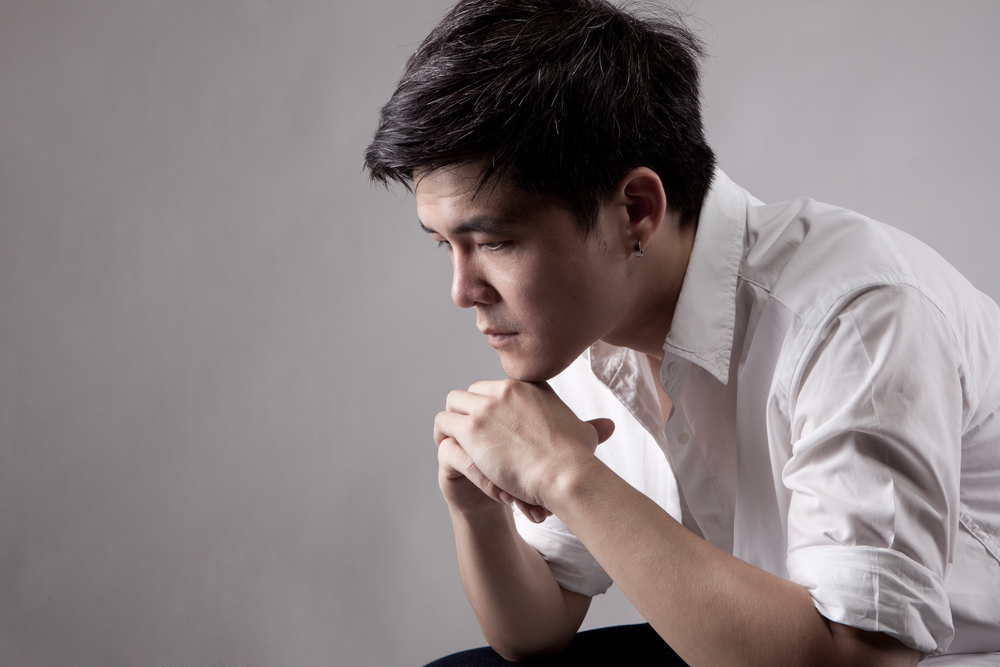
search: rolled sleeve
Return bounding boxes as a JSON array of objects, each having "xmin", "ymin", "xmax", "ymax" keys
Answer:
[
  {"xmin": 788, "ymin": 545, "xmax": 953, "ymax": 653},
  {"xmin": 512, "ymin": 506, "xmax": 613, "ymax": 597}
]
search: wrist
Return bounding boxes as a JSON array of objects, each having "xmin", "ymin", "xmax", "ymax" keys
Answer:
[
  {"xmin": 449, "ymin": 499, "xmax": 514, "ymax": 534},
  {"xmin": 539, "ymin": 454, "xmax": 609, "ymax": 517}
]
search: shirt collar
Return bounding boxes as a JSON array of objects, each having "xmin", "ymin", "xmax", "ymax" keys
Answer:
[
  {"xmin": 588, "ymin": 169, "xmax": 748, "ymax": 394},
  {"xmin": 587, "ymin": 169, "xmax": 748, "ymax": 389},
  {"xmin": 662, "ymin": 169, "xmax": 748, "ymax": 384}
]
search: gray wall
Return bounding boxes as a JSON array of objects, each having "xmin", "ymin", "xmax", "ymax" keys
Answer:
[{"xmin": 1, "ymin": 1, "xmax": 996, "ymax": 665}]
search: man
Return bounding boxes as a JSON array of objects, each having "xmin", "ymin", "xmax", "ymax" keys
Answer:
[{"xmin": 365, "ymin": 1, "xmax": 1000, "ymax": 665}]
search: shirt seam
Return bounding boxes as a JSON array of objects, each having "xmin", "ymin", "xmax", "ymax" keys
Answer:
[
  {"xmin": 783, "ymin": 281, "xmax": 970, "ymax": 426},
  {"xmin": 960, "ymin": 505, "xmax": 1000, "ymax": 564}
]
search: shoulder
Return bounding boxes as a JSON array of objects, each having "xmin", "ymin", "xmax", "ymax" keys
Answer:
[{"xmin": 740, "ymin": 197, "xmax": 997, "ymax": 339}]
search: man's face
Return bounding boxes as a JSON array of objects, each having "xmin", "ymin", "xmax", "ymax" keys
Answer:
[{"xmin": 415, "ymin": 165, "xmax": 633, "ymax": 382}]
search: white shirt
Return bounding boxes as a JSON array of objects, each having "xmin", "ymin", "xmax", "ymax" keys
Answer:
[{"xmin": 513, "ymin": 171, "xmax": 1000, "ymax": 662}]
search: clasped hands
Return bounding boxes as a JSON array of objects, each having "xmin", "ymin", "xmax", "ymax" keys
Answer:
[{"xmin": 433, "ymin": 379, "xmax": 615, "ymax": 523}]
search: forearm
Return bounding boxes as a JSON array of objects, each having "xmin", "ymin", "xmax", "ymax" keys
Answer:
[
  {"xmin": 545, "ymin": 458, "xmax": 919, "ymax": 667},
  {"xmin": 450, "ymin": 502, "xmax": 591, "ymax": 661}
]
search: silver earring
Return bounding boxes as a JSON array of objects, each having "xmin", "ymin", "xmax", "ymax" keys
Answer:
[{"xmin": 634, "ymin": 241, "xmax": 643, "ymax": 258}]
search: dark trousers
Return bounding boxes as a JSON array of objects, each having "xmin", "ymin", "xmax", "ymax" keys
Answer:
[{"xmin": 424, "ymin": 623, "xmax": 689, "ymax": 666}]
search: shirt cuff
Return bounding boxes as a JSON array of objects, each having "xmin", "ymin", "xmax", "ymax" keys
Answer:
[
  {"xmin": 787, "ymin": 545, "xmax": 954, "ymax": 654},
  {"xmin": 513, "ymin": 508, "xmax": 612, "ymax": 597}
]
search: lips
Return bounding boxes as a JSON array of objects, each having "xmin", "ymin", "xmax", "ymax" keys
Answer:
[{"xmin": 482, "ymin": 330, "xmax": 519, "ymax": 348}]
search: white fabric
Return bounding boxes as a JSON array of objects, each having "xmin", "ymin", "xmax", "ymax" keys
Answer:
[{"xmin": 513, "ymin": 170, "xmax": 1000, "ymax": 662}]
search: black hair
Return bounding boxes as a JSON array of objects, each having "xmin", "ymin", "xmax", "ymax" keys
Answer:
[{"xmin": 364, "ymin": 0, "xmax": 716, "ymax": 232}]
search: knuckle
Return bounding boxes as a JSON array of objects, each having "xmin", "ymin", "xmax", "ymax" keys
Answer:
[
  {"xmin": 477, "ymin": 473, "xmax": 497, "ymax": 495},
  {"xmin": 462, "ymin": 455, "xmax": 479, "ymax": 475},
  {"xmin": 468, "ymin": 412, "xmax": 486, "ymax": 430},
  {"xmin": 461, "ymin": 458, "xmax": 495, "ymax": 493}
]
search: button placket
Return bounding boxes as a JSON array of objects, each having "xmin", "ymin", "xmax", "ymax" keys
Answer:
[
  {"xmin": 663, "ymin": 408, "xmax": 689, "ymax": 446},
  {"xmin": 659, "ymin": 358, "xmax": 689, "ymax": 397},
  {"xmin": 662, "ymin": 396, "xmax": 732, "ymax": 552}
]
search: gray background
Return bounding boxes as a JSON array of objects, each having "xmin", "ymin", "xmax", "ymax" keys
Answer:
[{"xmin": 1, "ymin": 1, "xmax": 997, "ymax": 665}]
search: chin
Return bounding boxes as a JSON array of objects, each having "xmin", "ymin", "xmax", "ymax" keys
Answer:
[
  {"xmin": 504, "ymin": 369, "xmax": 551, "ymax": 383},
  {"xmin": 499, "ymin": 354, "xmax": 572, "ymax": 383}
]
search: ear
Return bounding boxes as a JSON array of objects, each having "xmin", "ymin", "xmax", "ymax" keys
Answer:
[{"xmin": 614, "ymin": 167, "xmax": 668, "ymax": 253}]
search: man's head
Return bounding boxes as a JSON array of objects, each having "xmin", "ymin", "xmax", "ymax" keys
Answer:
[
  {"xmin": 364, "ymin": 0, "xmax": 716, "ymax": 232},
  {"xmin": 366, "ymin": 0, "xmax": 711, "ymax": 380}
]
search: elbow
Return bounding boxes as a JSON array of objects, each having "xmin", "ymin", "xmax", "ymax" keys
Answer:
[{"xmin": 489, "ymin": 633, "xmax": 575, "ymax": 663}]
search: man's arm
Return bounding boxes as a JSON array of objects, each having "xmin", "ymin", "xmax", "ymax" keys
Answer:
[
  {"xmin": 435, "ymin": 380, "xmax": 922, "ymax": 667},
  {"xmin": 549, "ymin": 456, "xmax": 920, "ymax": 667},
  {"xmin": 436, "ymin": 436, "xmax": 592, "ymax": 661},
  {"xmin": 448, "ymin": 502, "xmax": 591, "ymax": 660}
]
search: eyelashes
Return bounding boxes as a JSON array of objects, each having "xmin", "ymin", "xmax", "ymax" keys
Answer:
[{"xmin": 436, "ymin": 240, "xmax": 511, "ymax": 252}]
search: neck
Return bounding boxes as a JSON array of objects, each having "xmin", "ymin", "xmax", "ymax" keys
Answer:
[{"xmin": 600, "ymin": 215, "xmax": 695, "ymax": 357}]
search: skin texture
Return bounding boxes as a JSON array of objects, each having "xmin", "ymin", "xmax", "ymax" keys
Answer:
[
  {"xmin": 415, "ymin": 166, "xmax": 678, "ymax": 383},
  {"xmin": 416, "ymin": 163, "xmax": 922, "ymax": 666}
]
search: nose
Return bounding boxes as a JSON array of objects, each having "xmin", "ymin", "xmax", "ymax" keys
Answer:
[{"xmin": 451, "ymin": 252, "xmax": 498, "ymax": 308}]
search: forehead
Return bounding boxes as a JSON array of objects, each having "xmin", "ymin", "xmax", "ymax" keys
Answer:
[{"xmin": 414, "ymin": 165, "xmax": 540, "ymax": 231}]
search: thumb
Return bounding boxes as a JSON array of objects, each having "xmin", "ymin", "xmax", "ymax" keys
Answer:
[{"xmin": 586, "ymin": 417, "xmax": 616, "ymax": 445}]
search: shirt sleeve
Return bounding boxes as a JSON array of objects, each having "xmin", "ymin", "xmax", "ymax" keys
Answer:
[
  {"xmin": 783, "ymin": 284, "xmax": 964, "ymax": 655},
  {"xmin": 512, "ymin": 507, "xmax": 613, "ymax": 597}
]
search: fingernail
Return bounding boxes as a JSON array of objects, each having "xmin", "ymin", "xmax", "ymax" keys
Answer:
[
  {"xmin": 529, "ymin": 508, "xmax": 546, "ymax": 523},
  {"xmin": 498, "ymin": 491, "xmax": 513, "ymax": 504}
]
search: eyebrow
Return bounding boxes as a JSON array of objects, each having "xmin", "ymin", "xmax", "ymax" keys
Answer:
[{"xmin": 419, "ymin": 215, "xmax": 514, "ymax": 237}]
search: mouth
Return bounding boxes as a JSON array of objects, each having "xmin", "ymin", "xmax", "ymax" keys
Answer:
[{"xmin": 481, "ymin": 329, "xmax": 519, "ymax": 348}]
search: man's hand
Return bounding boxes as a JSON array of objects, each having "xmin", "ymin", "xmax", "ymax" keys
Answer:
[{"xmin": 434, "ymin": 380, "xmax": 615, "ymax": 518}]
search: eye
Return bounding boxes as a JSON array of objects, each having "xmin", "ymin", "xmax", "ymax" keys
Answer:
[
  {"xmin": 436, "ymin": 239, "xmax": 451, "ymax": 249},
  {"xmin": 479, "ymin": 241, "xmax": 508, "ymax": 251}
]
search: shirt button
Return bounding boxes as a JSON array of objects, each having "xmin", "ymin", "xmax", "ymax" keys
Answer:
[
  {"xmin": 677, "ymin": 432, "xmax": 690, "ymax": 445},
  {"xmin": 705, "ymin": 521, "xmax": 718, "ymax": 532},
  {"xmin": 690, "ymin": 365, "xmax": 700, "ymax": 375},
  {"xmin": 667, "ymin": 362, "xmax": 681, "ymax": 377}
]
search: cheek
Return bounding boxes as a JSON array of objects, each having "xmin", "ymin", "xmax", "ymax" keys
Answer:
[
  {"xmin": 496, "ymin": 249, "xmax": 623, "ymax": 328},
  {"xmin": 538, "ymin": 264, "xmax": 621, "ymax": 328}
]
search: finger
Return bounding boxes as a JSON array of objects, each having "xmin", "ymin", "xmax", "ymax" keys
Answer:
[
  {"xmin": 434, "ymin": 410, "xmax": 466, "ymax": 447},
  {"xmin": 513, "ymin": 498, "xmax": 549, "ymax": 524},
  {"xmin": 467, "ymin": 378, "xmax": 515, "ymax": 396},
  {"xmin": 433, "ymin": 413, "xmax": 446, "ymax": 447},
  {"xmin": 445, "ymin": 388, "xmax": 489, "ymax": 415},
  {"xmin": 438, "ymin": 437, "xmax": 506, "ymax": 503},
  {"xmin": 586, "ymin": 417, "xmax": 616, "ymax": 445}
]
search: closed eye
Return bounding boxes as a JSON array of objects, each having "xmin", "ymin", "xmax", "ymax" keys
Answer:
[{"xmin": 434, "ymin": 239, "xmax": 510, "ymax": 252}]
